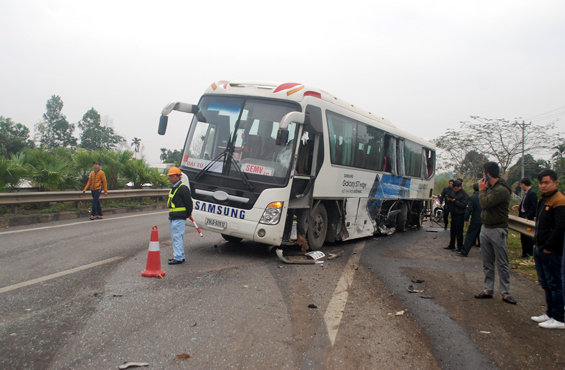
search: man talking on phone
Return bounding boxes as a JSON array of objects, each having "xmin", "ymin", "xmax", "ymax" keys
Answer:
[{"xmin": 475, "ymin": 162, "xmax": 516, "ymax": 304}]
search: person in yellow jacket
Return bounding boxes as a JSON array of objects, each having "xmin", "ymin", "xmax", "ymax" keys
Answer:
[
  {"xmin": 167, "ymin": 166, "xmax": 193, "ymax": 265},
  {"xmin": 83, "ymin": 161, "xmax": 108, "ymax": 220}
]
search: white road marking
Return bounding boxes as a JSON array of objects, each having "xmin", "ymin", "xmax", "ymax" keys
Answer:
[
  {"xmin": 0, "ymin": 256, "xmax": 124, "ymax": 294},
  {"xmin": 323, "ymin": 240, "xmax": 366, "ymax": 346},
  {"xmin": 0, "ymin": 211, "xmax": 168, "ymax": 235}
]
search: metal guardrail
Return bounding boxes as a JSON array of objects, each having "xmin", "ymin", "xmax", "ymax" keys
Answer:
[
  {"xmin": 508, "ymin": 214, "xmax": 535, "ymax": 238},
  {"xmin": 0, "ymin": 189, "xmax": 168, "ymax": 213},
  {"xmin": 1, "ymin": 190, "xmax": 537, "ymax": 238}
]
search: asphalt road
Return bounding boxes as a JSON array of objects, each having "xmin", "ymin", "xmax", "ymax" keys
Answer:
[{"xmin": 0, "ymin": 212, "xmax": 562, "ymax": 369}]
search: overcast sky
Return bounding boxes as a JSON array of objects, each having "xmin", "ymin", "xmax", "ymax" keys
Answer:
[{"xmin": 1, "ymin": 1, "xmax": 564, "ymax": 165}]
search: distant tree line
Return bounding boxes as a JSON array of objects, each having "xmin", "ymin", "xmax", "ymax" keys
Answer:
[
  {"xmin": 435, "ymin": 115, "xmax": 565, "ymax": 194},
  {"xmin": 0, "ymin": 95, "xmax": 177, "ymax": 191}
]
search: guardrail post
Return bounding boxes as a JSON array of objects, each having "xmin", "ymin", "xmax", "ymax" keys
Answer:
[{"xmin": 11, "ymin": 205, "xmax": 18, "ymax": 215}]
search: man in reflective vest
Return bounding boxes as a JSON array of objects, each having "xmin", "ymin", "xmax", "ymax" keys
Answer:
[{"xmin": 167, "ymin": 166, "xmax": 193, "ymax": 265}]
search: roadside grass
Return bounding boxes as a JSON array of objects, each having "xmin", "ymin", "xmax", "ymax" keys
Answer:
[
  {"xmin": 507, "ymin": 199, "xmax": 538, "ymax": 283},
  {"xmin": 507, "ymin": 230, "xmax": 538, "ymax": 282},
  {"xmin": 0, "ymin": 197, "xmax": 165, "ymax": 217}
]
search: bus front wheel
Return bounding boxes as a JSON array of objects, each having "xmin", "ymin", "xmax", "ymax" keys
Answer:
[
  {"xmin": 221, "ymin": 234, "xmax": 243, "ymax": 243},
  {"xmin": 308, "ymin": 203, "xmax": 328, "ymax": 250}
]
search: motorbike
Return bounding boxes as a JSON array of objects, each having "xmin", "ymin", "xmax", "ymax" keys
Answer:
[{"xmin": 432, "ymin": 196, "xmax": 444, "ymax": 222}]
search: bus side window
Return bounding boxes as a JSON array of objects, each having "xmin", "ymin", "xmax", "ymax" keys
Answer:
[{"xmin": 297, "ymin": 131, "xmax": 315, "ymax": 175}]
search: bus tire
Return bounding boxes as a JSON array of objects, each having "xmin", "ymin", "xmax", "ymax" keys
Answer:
[
  {"xmin": 221, "ymin": 234, "xmax": 243, "ymax": 243},
  {"xmin": 308, "ymin": 203, "xmax": 328, "ymax": 250},
  {"xmin": 397, "ymin": 202, "xmax": 407, "ymax": 232},
  {"xmin": 416, "ymin": 207, "xmax": 425, "ymax": 229}
]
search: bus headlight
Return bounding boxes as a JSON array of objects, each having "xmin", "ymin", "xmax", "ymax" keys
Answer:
[{"xmin": 260, "ymin": 201, "xmax": 283, "ymax": 225}]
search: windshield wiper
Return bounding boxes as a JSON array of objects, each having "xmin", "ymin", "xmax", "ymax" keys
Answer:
[
  {"xmin": 194, "ymin": 150, "xmax": 254, "ymax": 191},
  {"xmin": 229, "ymin": 156, "xmax": 254, "ymax": 191},
  {"xmin": 195, "ymin": 150, "xmax": 226, "ymax": 181}
]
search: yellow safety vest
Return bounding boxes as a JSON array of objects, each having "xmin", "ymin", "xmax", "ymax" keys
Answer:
[{"xmin": 168, "ymin": 183, "xmax": 187, "ymax": 212}]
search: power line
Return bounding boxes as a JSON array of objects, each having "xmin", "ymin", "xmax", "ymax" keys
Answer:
[{"xmin": 522, "ymin": 104, "xmax": 565, "ymax": 121}]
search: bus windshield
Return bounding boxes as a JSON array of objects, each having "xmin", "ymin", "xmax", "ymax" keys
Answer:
[{"xmin": 182, "ymin": 96, "xmax": 299, "ymax": 185}]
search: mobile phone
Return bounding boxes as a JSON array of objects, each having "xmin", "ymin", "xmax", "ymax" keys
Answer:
[{"xmin": 485, "ymin": 174, "xmax": 490, "ymax": 182}]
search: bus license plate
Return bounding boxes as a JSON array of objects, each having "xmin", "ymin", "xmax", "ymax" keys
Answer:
[{"xmin": 205, "ymin": 218, "xmax": 227, "ymax": 229}]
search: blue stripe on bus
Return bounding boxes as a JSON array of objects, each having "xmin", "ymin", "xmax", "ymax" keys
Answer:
[{"xmin": 374, "ymin": 174, "xmax": 411, "ymax": 198}]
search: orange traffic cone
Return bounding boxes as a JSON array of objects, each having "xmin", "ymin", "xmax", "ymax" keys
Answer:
[{"xmin": 142, "ymin": 225, "xmax": 166, "ymax": 277}]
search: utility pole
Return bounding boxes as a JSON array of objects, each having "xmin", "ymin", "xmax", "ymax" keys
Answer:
[{"xmin": 516, "ymin": 120, "xmax": 531, "ymax": 197}]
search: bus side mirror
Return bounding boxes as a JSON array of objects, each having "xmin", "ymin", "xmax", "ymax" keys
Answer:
[
  {"xmin": 276, "ymin": 111, "xmax": 306, "ymax": 145},
  {"xmin": 158, "ymin": 115, "xmax": 168, "ymax": 135},
  {"xmin": 276, "ymin": 128, "xmax": 289, "ymax": 145}
]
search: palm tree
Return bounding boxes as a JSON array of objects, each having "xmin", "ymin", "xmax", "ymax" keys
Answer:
[
  {"xmin": 552, "ymin": 142, "xmax": 565, "ymax": 159},
  {"xmin": 131, "ymin": 137, "xmax": 142, "ymax": 160},
  {"xmin": 160, "ymin": 148, "xmax": 168, "ymax": 162}
]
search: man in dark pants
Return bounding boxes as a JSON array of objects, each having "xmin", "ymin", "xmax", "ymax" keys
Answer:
[
  {"xmin": 440, "ymin": 179, "xmax": 455, "ymax": 230},
  {"xmin": 531, "ymin": 170, "xmax": 565, "ymax": 329},
  {"xmin": 512, "ymin": 178, "xmax": 538, "ymax": 258},
  {"xmin": 444, "ymin": 180, "xmax": 469, "ymax": 251},
  {"xmin": 458, "ymin": 182, "xmax": 482, "ymax": 257}
]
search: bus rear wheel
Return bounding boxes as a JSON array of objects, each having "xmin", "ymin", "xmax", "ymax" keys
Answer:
[
  {"xmin": 396, "ymin": 202, "xmax": 407, "ymax": 232},
  {"xmin": 308, "ymin": 203, "xmax": 328, "ymax": 250},
  {"xmin": 221, "ymin": 234, "xmax": 243, "ymax": 243}
]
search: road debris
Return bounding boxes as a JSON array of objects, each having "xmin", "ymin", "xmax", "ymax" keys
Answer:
[
  {"xmin": 327, "ymin": 250, "xmax": 345, "ymax": 260},
  {"xmin": 308, "ymin": 304, "xmax": 318, "ymax": 309},
  {"xmin": 480, "ymin": 331, "xmax": 491, "ymax": 334},
  {"xmin": 411, "ymin": 279, "xmax": 425, "ymax": 283},
  {"xmin": 407, "ymin": 285, "xmax": 425, "ymax": 293},
  {"xmin": 275, "ymin": 249, "xmax": 317, "ymax": 264},
  {"xmin": 305, "ymin": 251, "xmax": 325, "ymax": 260},
  {"xmin": 395, "ymin": 310, "xmax": 405, "ymax": 316},
  {"xmin": 113, "ymin": 294, "xmax": 123, "ymax": 297},
  {"xmin": 118, "ymin": 362, "xmax": 149, "ymax": 369},
  {"xmin": 174, "ymin": 353, "xmax": 192, "ymax": 361},
  {"xmin": 419, "ymin": 296, "xmax": 433, "ymax": 299}
]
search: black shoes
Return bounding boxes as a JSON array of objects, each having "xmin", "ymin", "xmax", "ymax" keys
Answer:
[
  {"xmin": 475, "ymin": 292, "xmax": 493, "ymax": 299},
  {"xmin": 503, "ymin": 295, "xmax": 517, "ymax": 305},
  {"xmin": 453, "ymin": 248, "xmax": 462, "ymax": 252},
  {"xmin": 168, "ymin": 258, "xmax": 185, "ymax": 265},
  {"xmin": 444, "ymin": 246, "xmax": 455, "ymax": 250},
  {"xmin": 455, "ymin": 251, "xmax": 468, "ymax": 257}
]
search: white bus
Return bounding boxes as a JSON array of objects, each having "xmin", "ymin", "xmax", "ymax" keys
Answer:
[{"xmin": 158, "ymin": 81, "xmax": 435, "ymax": 250}]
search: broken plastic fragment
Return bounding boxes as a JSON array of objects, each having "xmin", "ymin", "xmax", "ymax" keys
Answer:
[
  {"xmin": 305, "ymin": 251, "xmax": 325, "ymax": 260},
  {"xmin": 395, "ymin": 310, "xmax": 405, "ymax": 316},
  {"xmin": 118, "ymin": 362, "xmax": 149, "ymax": 369}
]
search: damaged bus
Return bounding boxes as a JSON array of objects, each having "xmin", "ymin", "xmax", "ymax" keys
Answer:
[{"xmin": 158, "ymin": 81, "xmax": 435, "ymax": 250}]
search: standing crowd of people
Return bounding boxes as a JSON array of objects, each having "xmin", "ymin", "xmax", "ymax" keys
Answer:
[{"xmin": 440, "ymin": 162, "xmax": 565, "ymax": 329}]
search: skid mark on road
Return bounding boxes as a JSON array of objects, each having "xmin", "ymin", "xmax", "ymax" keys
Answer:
[
  {"xmin": 0, "ymin": 211, "xmax": 168, "ymax": 236},
  {"xmin": 0, "ymin": 256, "xmax": 123, "ymax": 294},
  {"xmin": 324, "ymin": 240, "xmax": 365, "ymax": 346}
]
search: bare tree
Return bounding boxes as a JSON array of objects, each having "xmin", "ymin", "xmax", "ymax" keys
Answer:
[
  {"xmin": 434, "ymin": 128, "xmax": 476, "ymax": 171},
  {"xmin": 436, "ymin": 116, "xmax": 561, "ymax": 177}
]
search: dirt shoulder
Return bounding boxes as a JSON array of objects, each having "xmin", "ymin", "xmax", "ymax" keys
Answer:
[{"xmin": 379, "ymin": 223, "xmax": 564, "ymax": 370}]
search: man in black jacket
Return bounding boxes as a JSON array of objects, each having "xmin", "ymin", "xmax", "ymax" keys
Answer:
[
  {"xmin": 440, "ymin": 179, "xmax": 455, "ymax": 230},
  {"xmin": 531, "ymin": 170, "xmax": 565, "ymax": 329},
  {"xmin": 458, "ymin": 182, "xmax": 482, "ymax": 257},
  {"xmin": 444, "ymin": 180, "xmax": 469, "ymax": 251},
  {"xmin": 167, "ymin": 167, "xmax": 193, "ymax": 265},
  {"xmin": 512, "ymin": 178, "xmax": 538, "ymax": 257}
]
